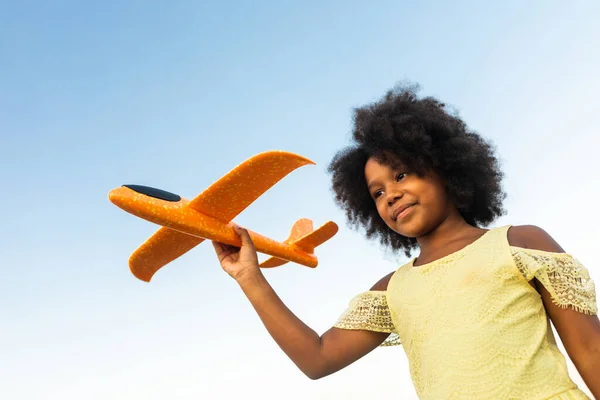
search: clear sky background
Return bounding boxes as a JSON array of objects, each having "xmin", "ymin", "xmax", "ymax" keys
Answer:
[{"xmin": 1, "ymin": 1, "xmax": 599, "ymax": 399}]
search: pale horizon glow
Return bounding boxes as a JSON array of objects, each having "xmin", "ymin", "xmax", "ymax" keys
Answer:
[{"xmin": 1, "ymin": 1, "xmax": 599, "ymax": 399}]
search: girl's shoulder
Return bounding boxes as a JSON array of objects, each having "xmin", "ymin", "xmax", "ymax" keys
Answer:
[
  {"xmin": 507, "ymin": 224, "xmax": 565, "ymax": 252},
  {"xmin": 370, "ymin": 270, "xmax": 396, "ymax": 291}
]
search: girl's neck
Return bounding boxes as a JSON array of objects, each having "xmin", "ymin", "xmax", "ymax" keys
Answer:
[{"xmin": 415, "ymin": 214, "xmax": 485, "ymax": 261}]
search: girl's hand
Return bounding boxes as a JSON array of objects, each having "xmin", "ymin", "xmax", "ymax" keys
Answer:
[{"xmin": 212, "ymin": 225, "xmax": 261, "ymax": 282}]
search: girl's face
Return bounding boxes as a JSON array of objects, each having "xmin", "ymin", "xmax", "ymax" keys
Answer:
[{"xmin": 364, "ymin": 157, "xmax": 455, "ymax": 238}]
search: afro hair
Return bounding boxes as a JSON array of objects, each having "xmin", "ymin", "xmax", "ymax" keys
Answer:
[{"xmin": 328, "ymin": 83, "xmax": 506, "ymax": 256}]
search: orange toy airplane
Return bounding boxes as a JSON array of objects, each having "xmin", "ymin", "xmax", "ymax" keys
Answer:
[{"xmin": 108, "ymin": 150, "xmax": 338, "ymax": 282}]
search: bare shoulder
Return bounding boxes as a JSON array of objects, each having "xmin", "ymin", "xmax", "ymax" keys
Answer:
[
  {"xmin": 370, "ymin": 271, "xmax": 395, "ymax": 291},
  {"xmin": 507, "ymin": 224, "xmax": 566, "ymax": 253},
  {"xmin": 509, "ymin": 225, "xmax": 600, "ymax": 372}
]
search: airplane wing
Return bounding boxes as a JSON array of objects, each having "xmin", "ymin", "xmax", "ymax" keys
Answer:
[
  {"xmin": 128, "ymin": 151, "xmax": 314, "ymax": 281},
  {"xmin": 188, "ymin": 151, "xmax": 314, "ymax": 222},
  {"xmin": 129, "ymin": 227, "xmax": 205, "ymax": 282}
]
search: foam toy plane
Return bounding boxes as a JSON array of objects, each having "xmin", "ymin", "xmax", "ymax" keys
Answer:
[{"xmin": 108, "ymin": 151, "xmax": 338, "ymax": 282}]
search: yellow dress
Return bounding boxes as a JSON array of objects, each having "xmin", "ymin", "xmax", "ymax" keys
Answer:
[{"xmin": 335, "ymin": 225, "xmax": 597, "ymax": 399}]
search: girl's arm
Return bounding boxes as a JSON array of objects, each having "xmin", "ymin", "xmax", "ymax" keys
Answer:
[
  {"xmin": 212, "ymin": 225, "xmax": 392, "ymax": 380},
  {"xmin": 538, "ymin": 283, "xmax": 600, "ymax": 397},
  {"xmin": 512, "ymin": 225, "xmax": 600, "ymax": 398}
]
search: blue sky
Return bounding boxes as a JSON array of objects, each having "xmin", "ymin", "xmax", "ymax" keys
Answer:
[{"xmin": 1, "ymin": 1, "xmax": 599, "ymax": 398}]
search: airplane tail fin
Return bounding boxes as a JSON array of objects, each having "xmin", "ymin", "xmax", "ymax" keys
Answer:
[{"xmin": 259, "ymin": 218, "xmax": 338, "ymax": 268}]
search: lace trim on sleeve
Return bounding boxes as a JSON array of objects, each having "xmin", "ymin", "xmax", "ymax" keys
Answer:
[
  {"xmin": 511, "ymin": 247, "xmax": 598, "ymax": 315},
  {"xmin": 334, "ymin": 291, "xmax": 401, "ymax": 346}
]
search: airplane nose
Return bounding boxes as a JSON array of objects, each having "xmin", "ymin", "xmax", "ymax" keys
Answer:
[{"xmin": 122, "ymin": 185, "xmax": 181, "ymax": 202}]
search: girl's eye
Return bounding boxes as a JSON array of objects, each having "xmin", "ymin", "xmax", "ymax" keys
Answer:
[
  {"xmin": 396, "ymin": 173, "xmax": 406, "ymax": 181},
  {"xmin": 374, "ymin": 190, "xmax": 383, "ymax": 199}
]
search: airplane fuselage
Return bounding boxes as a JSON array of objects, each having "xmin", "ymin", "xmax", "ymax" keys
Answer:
[{"xmin": 109, "ymin": 185, "xmax": 318, "ymax": 267}]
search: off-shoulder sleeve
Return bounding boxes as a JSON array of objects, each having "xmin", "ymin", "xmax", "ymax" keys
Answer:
[
  {"xmin": 334, "ymin": 291, "xmax": 401, "ymax": 346},
  {"xmin": 511, "ymin": 247, "xmax": 598, "ymax": 315}
]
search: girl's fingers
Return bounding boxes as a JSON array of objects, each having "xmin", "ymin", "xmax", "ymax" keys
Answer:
[
  {"xmin": 212, "ymin": 241, "xmax": 236, "ymax": 252},
  {"xmin": 211, "ymin": 240, "xmax": 225, "ymax": 255},
  {"xmin": 233, "ymin": 225, "xmax": 255, "ymax": 249},
  {"xmin": 212, "ymin": 240, "xmax": 242, "ymax": 261}
]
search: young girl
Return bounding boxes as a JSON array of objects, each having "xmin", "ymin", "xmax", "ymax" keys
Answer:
[{"xmin": 211, "ymin": 85, "xmax": 600, "ymax": 399}]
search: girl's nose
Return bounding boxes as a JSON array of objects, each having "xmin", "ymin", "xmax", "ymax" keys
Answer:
[{"xmin": 387, "ymin": 192, "xmax": 402, "ymax": 206}]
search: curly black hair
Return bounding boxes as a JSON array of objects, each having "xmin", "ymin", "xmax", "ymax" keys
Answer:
[{"xmin": 327, "ymin": 83, "xmax": 506, "ymax": 256}]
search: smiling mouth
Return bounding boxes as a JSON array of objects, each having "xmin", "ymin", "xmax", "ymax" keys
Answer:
[{"xmin": 393, "ymin": 204, "xmax": 416, "ymax": 221}]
